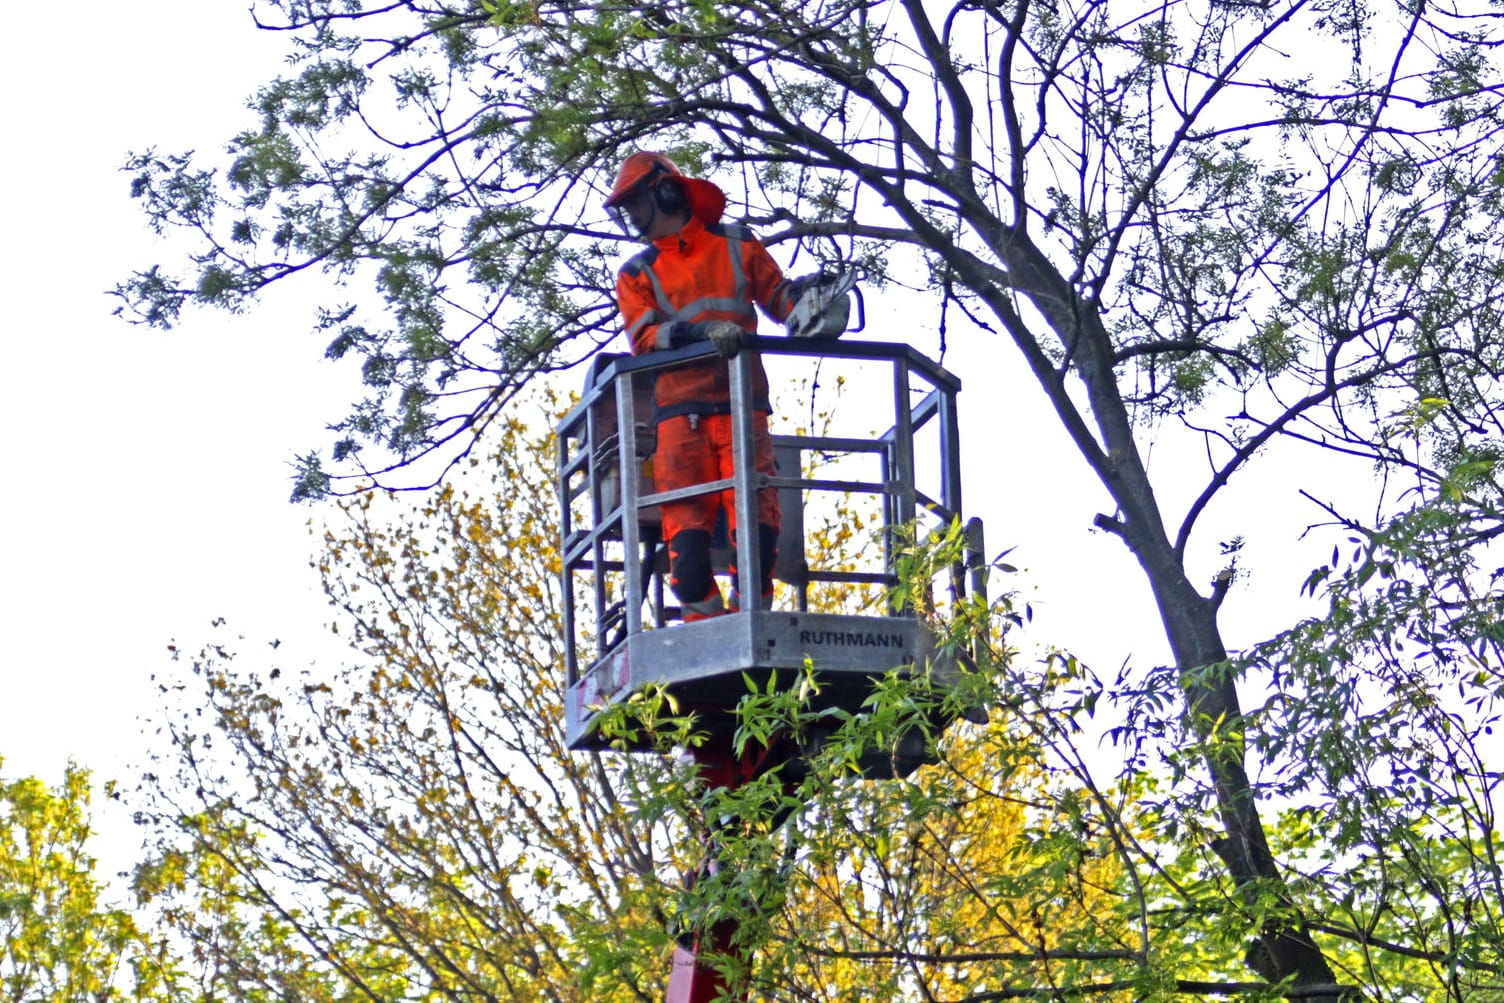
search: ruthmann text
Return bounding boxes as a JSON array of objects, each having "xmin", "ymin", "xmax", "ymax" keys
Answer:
[{"xmin": 799, "ymin": 630, "xmax": 906, "ymax": 649}]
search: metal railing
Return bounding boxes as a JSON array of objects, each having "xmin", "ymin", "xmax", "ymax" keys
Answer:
[{"xmin": 556, "ymin": 337, "xmax": 971, "ymax": 691}]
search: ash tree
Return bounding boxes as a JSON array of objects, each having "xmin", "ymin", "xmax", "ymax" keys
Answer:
[{"xmin": 120, "ymin": 1, "xmax": 1504, "ymax": 999}]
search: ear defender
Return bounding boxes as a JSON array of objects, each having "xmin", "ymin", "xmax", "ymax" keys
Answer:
[{"xmin": 653, "ymin": 176, "xmax": 687, "ymax": 214}]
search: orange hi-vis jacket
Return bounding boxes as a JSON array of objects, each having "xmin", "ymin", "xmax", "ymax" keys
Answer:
[{"xmin": 618, "ymin": 216, "xmax": 797, "ymax": 420}]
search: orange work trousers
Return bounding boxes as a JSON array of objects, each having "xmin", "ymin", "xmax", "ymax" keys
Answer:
[{"xmin": 654, "ymin": 412, "xmax": 780, "ymax": 542}]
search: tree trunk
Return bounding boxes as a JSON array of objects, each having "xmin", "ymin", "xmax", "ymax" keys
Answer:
[
  {"xmin": 1136, "ymin": 540, "xmax": 1344, "ymax": 999},
  {"xmin": 995, "ymin": 234, "xmax": 1346, "ymax": 1000}
]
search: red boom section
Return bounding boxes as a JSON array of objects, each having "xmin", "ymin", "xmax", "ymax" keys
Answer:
[{"xmin": 666, "ymin": 737, "xmax": 796, "ymax": 1003}]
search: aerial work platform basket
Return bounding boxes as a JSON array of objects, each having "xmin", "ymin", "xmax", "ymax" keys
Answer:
[{"xmin": 555, "ymin": 337, "xmax": 985, "ymax": 761}]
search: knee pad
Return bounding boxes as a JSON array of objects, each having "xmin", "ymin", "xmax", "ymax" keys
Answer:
[{"xmin": 668, "ymin": 529, "xmax": 714, "ymax": 604}]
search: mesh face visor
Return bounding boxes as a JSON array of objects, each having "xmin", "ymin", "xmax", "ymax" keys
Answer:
[
  {"xmin": 607, "ymin": 184, "xmax": 658, "ymax": 238},
  {"xmin": 607, "ymin": 199, "xmax": 641, "ymax": 236}
]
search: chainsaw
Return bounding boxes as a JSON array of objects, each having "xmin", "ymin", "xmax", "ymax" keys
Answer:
[{"xmin": 785, "ymin": 268, "xmax": 864, "ymax": 340}]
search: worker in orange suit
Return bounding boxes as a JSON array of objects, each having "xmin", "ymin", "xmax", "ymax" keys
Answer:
[{"xmin": 605, "ymin": 151, "xmax": 801, "ymax": 621}]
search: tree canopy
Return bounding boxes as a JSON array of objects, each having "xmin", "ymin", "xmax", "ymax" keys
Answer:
[{"xmin": 119, "ymin": 1, "xmax": 1504, "ymax": 998}]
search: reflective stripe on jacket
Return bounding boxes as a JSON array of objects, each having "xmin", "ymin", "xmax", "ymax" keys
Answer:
[{"xmin": 617, "ymin": 217, "xmax": 795, "ymax": 419}]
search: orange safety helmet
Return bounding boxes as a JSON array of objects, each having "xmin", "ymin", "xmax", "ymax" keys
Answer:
[{"xmin": 604, "ymin": 151, "xmax": 726, "ymax": 228}]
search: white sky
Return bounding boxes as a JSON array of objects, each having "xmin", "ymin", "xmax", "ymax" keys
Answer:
[
  {"xmin": 0, "ymin": 0, "xmax": 1357, "ymax": 879},
  {"xmin": 0, "ymin": 5, "xmax": 350, "ymax": 820}
]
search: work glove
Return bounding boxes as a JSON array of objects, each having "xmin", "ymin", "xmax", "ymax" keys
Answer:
[
  {"xmin": 703, "ymin": 320, "xmax": 746, "ymax": 359},
  {"xmin": 657, "ymin": 319, "xmax": 746, "ymax": 357}
]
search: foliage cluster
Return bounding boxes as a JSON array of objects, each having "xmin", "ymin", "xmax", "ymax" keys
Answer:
[{"xmin": 0, "ymin": 762, "xmax": 169, "ymax": 1002}]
